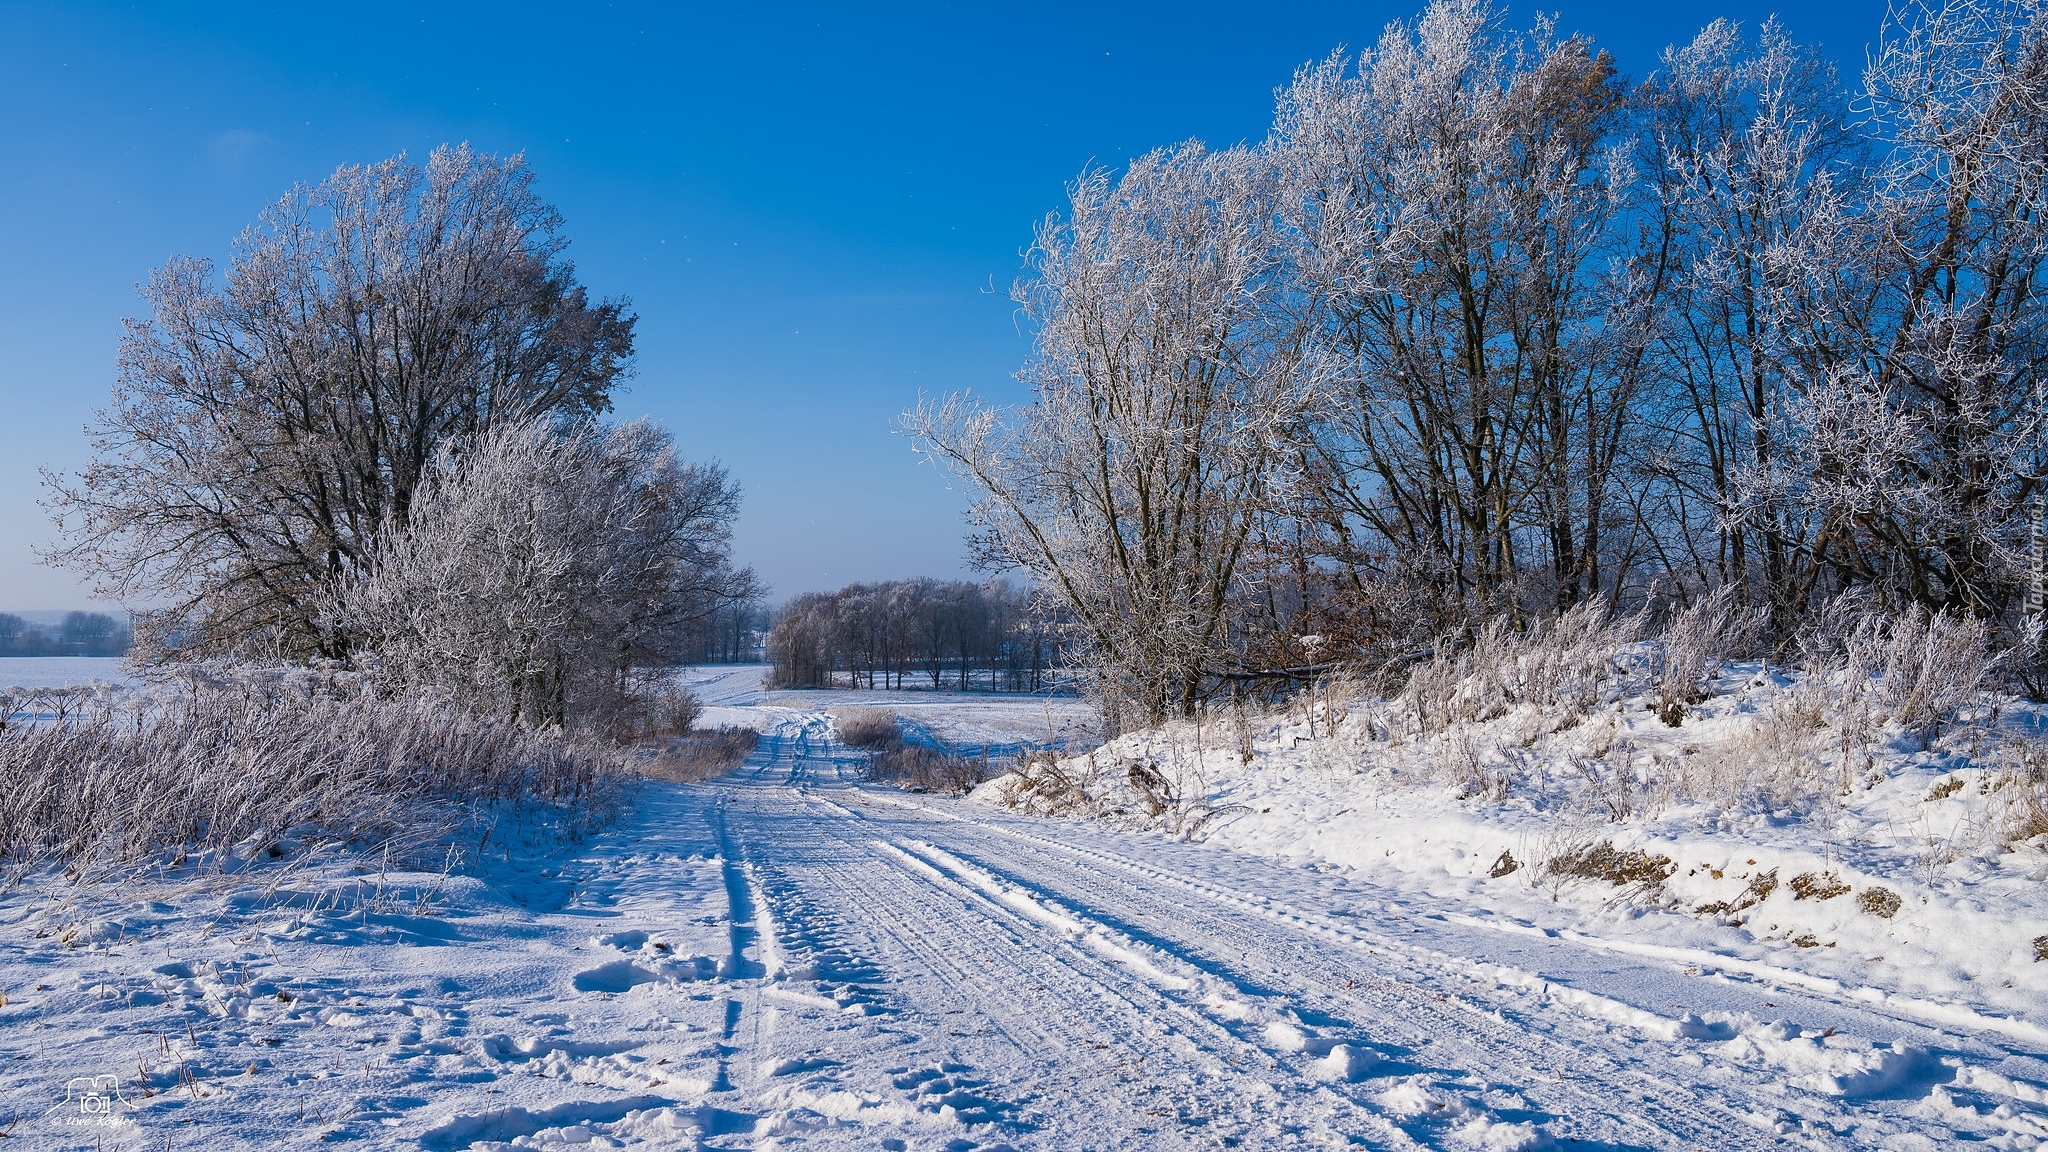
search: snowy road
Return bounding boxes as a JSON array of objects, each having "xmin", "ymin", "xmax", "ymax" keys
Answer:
[
  {"xmin": 10, "ymin": 703, "xmax": 2046, "ymax": 1149},
  {"xmin": 696, "ymin": 711, "xmax": 2048, "ymax": 1149}
]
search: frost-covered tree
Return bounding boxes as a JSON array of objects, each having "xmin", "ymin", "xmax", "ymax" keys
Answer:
[
  {"xmin": 1635, "ymin": 18, "xmax": 1856, "ymax": 627},
  {"xmin": 334, "ymin": 418, "xmax": 754, "ymax": 731},
  {"xmin": 1732, "ymin": 0, "xmax": 2048, "ymax": 620},
  {"xmin": 43, "ymin": 145, "xmax": 634, "ymax": 664},
  {"xmin": 913, "ymin": 0, "xmax": 2048, "ymax": 710},
  {"xmin": 1272, "ymin": 0, "xmax": 1647, "ymax": 623},
  {"xmin": 908, "ymin": 143, "xmax": 1317, "ymax": 727}
]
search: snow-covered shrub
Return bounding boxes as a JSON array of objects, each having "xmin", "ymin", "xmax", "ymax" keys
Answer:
[
  {"xmin": 834, "ymin": 709, "xmax": 903, "ymax": 750},
  {"xmin": 1425, "ymin": 729, "xmax": 1537, "ymax": 803},
  {"xmin": 662, "ymin": 685, "xmax": 703, "ymax": 735},
  {"xmin": 1843, "ymin": 606, "xmax": 1996, "ymax": 747},
  {"xmin": 1433, "ymin": 733, "xmax": 1506, "ymax": 801},
  {"xmin": 1694, "ymin": 869, "xmax": 1780, "ymax": 919},
  {"xmin": 1401, "ymin": 638, "xmax": 1480, "ymax": 736},
  {"xmin": 1791, "ymin": 596, "xmax": 2000, "ymax": 749},
  {"xmin": 985, "ymin": 750, "xmax": 1103, "ymax": 817},
  {"xmin": 616, "ymin": 680, "xmax": 701, "ymax": 743},
  {"xmin": 1228, "ymin": 693, "xmax": 1258, "ymax": 764},
  {"xmin": 334, "ymin": 417, "xmax": 749, "ymax": 736},
  {"xmin": 981, "ymin": 730, "xmax": 1237, "ymax": 837},
  {"xmin": 1989, "ymin": 735, "xmax": 2048, "ymax": 849},
  {"xmin": 866, "ymin": 746, "xmax": 996, "ymax": 796},
  {"xmin": 1655, "ymin": 587, "xmax": 1768, "ymax": 726},
  {"xmin": 0, "ymin": 676, "xmax": 631, "ymax": 881},
  {"xmin": 1667, "ymin": 677, "xmax": 1836, "ymax": 813},
  {"xmin": 828, "ymin": 707, "xmax": 995, "ymax": 795},
  {"xmin": 1793, "ymin": 592, "xmax": 1873, "ymax": 673},
  {"xmin": 1525, "ymin": 602, "xmax": 1651, "ymax": 715},
  {"xmin": 1568, "ymin": 750, "xmax": 1639, "ymax": 822},
  {"xmin": 1400, "ymin": 603, "xmax": 1644, "ymax": 736}
]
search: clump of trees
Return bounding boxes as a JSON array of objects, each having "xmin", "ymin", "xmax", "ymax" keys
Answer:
[
  {"xmin": 765, "ymin": 579, "xmax": 1061, "ymax": 692},
  {"xmin": 0, "ymin": 612, "xmax": 131, "ymax": 658},
  {"xmin": 912, "ymin": 0, "xmax": 2048, "ymax": 727},
  {"xmin": 332, "ymin": 417, "xmax": 755, "ymax": 732},
  {"xmin": 45, "ymin": 144, "xmax": 637, "ymax": 666},
  {"xmin": 678, "ymin": 597, "xmax": 769, "ymax": 665},
  {"xmin": 45, "ymin": 145, "xmax": 755, "ymax": 734}
]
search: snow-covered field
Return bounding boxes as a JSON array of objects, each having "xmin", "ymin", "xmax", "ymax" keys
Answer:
[
  {"xmin": 674, "ymin": 664, "xmax": 1094, "ymax": 754},
  {"xmin": 0, "ymin": 655, "xmax": 132, "ymax": 689},
  {"xmin": 5, "ymin": 669, "xmax": 2046, "ymax": 1148}
]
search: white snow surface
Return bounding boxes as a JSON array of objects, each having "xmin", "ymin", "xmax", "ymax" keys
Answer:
[
  {"xmin": 972, "ymin": 662, "xmax": 2048, "ymax": 1035},
  {"xmin": 674, "ymin": 664, "xmax": 1095, "ymax": 754},
  {"xmin": 0, "ymin": 656, "xmax": 133, "ymax": 689},
  {"xmin": 4, "ymin": 685, "xmax": 2046, "ymax": 1148}
]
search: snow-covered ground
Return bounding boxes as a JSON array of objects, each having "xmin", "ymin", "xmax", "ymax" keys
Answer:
[
  {"xmin": 973, "ymin": 659, "xmax": 2048, "ymax": 1032},
  {"xmin": 5, "ymin": 678, "xmax": 2046, "ymax": 1148},
  {"xmin": 0, "ymin": 655, "xmax": 132, "ymax": 689},
  {"xmin": 674, "ymin": 664, "xmax": 1094, "ymax": 754}
]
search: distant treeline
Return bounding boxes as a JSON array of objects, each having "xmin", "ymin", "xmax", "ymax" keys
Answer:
[
  {"xmin": 767, "ymin": 580, "xmax": 1063, "ymax": 692},
  {"xmin": 0, "ymin": 612, "xmax": 131, "ymax": 658},
  {"xmin": 677, "ymin": 598, "xmax": 768, "ymax": 665}
]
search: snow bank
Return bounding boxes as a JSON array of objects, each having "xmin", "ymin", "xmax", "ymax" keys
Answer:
[{"xmin": 972, "ymin": 658, "xmax": 2048, "ymax": 1024}]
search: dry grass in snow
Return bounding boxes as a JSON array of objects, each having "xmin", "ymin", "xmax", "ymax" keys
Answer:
[
  {"xmin": 831, "ymin": 707, "xmax": 999, "ymax": 795},
  {"xmin": 833, "ymin": 707, "xmax": 904, "ymax": 750},
  {"xmin": 975, "ymin": 603, "xmax": 2048, "ymax": 1020},
  {"xmin": 0, "ymin": 667, "xmax": 633, "ymax": 886},
  {"xmin": 633, "ymin": 725, "xmax": 762, "ymax": 783}
]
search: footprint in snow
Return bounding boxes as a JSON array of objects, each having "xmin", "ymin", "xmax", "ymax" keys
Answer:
[{"xmin": 890, "ymin": 1062, "xmax": 1017, "ymax": 1128}]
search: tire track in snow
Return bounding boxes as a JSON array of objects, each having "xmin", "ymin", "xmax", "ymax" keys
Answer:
[
  {"xmin": 722, "ymin": 773, "xmax": 1417, "ymax": 1148},
  {"xmin": 894, "ymin": 808, "xmax": 1880, "ymax": 1149},
  {"xmin": 708, "ymin": 797, "xmax": 776, "ymax": 1096},
  {"xmin": 754, "ymin": 721, "xmax": 1616, "ymax": 1146},
  {"xmin": 729, "ymin": 787, "xmax": 1272, "ymax": 1145},
  {"xmin": 726, "ymin": 792, "xmax": 1185, "ymax": 1143},
  {"xmin": 876, "ymin": 836, "xmax": 1434, "ymax": 1149},
  {"xmin": 728, "ymin": 712, "xmax": 1887, "ymax": 1147},
  {"xmin": 847, "ymin": 795, "xmax": 1818, "ymax": 1149}
]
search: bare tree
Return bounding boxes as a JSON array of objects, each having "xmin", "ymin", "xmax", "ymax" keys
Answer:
[
  {"xmin": 908, "ymin": 142, "xmax": 1317, "ymax": 728},
  {"xmin": 677, "ymin": 595, "xmax": 767, "ymax": 664},
  {"xmin": 1273, "ymin": 0, "xmax": 1650, "ymax": 627},
  {"xmin": 43, "ymin": 144, "xmax": 634, "ymax": 664},
  {"xmin": 764, "ymin": 579, "xmax": 1053, "ymax": 692},
  {"xmin": 1730, "ymin": 0, "xmax": 2048, "ymax": 622},
  {"xmin": 1634, "ymin": 19, "xmax": 1856, "ymax": 625}
]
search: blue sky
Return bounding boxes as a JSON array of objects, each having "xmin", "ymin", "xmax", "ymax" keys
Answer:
[{"xmin": 0, "ymin": 0, "xmax": 1886, "ymax": 610}]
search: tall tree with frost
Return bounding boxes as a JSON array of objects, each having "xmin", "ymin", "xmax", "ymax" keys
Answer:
[
  {"xmin": 1733, "ymin": 0, "xmax": 2048, "ymax": 618},
  {"xmin": 1635, "ymin": 18, "xmax": 1855, "ymax": 625},
  {"xmin": 908, "ymin": 144, "xmax": 1317, "ymax": 728},
  {"xmin": 906, "ymin": 0, "xmax": 2048, "ymax": 711},
  {"xmin": 44, "ymin": 144, "xmax": 635, "ymax": 663},
  {"xmin": 1273, "ymin": 0, "xmax": 1643, "ymax": 623}
]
